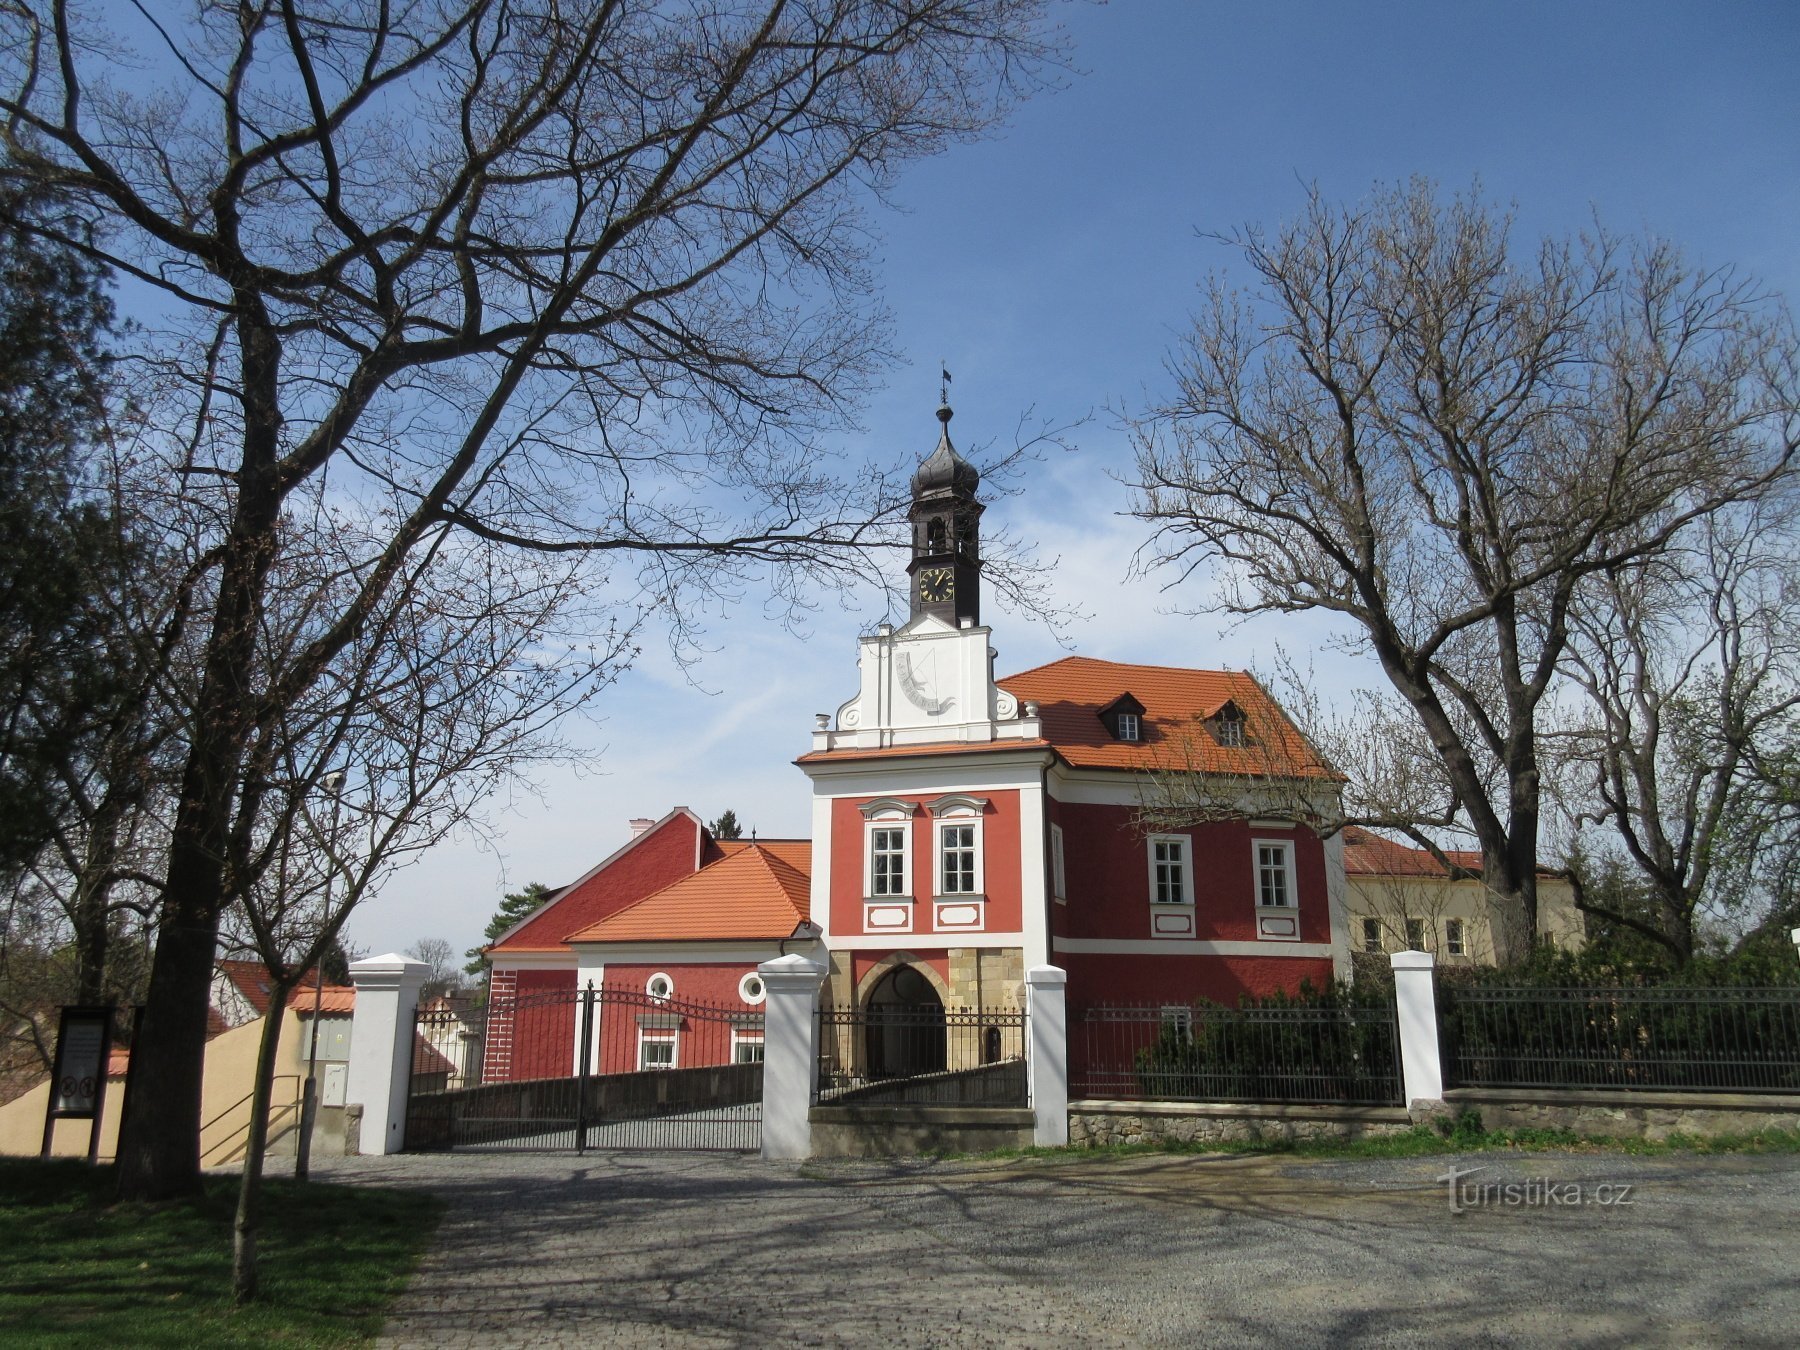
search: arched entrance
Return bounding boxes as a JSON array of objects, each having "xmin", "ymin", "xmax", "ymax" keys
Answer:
[{"xmin": 865, "ymin": 963, "xmax": 946, "ymax": 1079}]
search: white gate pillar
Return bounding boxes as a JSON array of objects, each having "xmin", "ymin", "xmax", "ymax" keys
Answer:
[
  {"xmin": 1026, "ymin": 964, "xmax": 1069, "ymax": 1148},
  {"xmin": 758, "ymin": 953, "xmax": 827, "ymax": 1160},
  {"xmin": 1390, "ymin": 949, "xmax": 1444, "ymax": 1110},
  {"xmin": 346, "ymin": 954, "xmax": 430, "ymax": 1155}
]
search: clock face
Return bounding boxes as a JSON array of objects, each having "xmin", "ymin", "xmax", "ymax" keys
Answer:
[{"xmin": 919, "ymin": 567, "xmax": 955, "ymax": 603}]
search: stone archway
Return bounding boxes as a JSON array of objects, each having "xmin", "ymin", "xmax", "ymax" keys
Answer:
[
  {"xmin": 853, "ymin": 950, "xmax": 951, "ymax": 1008},
  {"xmin": 864, "ymin": 963, "xmax": 946, "ymax": 1079}
]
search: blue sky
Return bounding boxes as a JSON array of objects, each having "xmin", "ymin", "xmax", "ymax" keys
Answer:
[{"xmin": 349, "ymin": 0, "xmax": 1800, "ymax": 958}]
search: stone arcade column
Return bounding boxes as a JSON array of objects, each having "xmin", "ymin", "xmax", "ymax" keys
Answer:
[
  {"xmin": 758, "ymin": 953, "xmax": 827, "ymax": 1161},
  {"xmin": 1390, "ymin": 949, "xmax": 1445, "ymax": 1112},
  {"xmin": 1025, "ymin": 964, "xmax": 1069, "ymax": 1148},
  {"xmin": 346, "ymin": 954, "xmax": 430, "ymax": 1155}
]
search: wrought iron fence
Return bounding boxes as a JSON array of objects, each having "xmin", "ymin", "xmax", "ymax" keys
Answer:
[
  {"xmin": 816, "ymin": 1004, "xmax": 1028, "ymax": 1107},
  {"xmin": 408, "ymin": 984, "xmax": 764, "ymax": 1150},
  {"xmin": 1443, "ymin": 986, "xmax": 1800, "ymax": 1093},
  {"xmin": 1072, "ymin": 1003, "xmax": 1403, "ymax": 1106}
]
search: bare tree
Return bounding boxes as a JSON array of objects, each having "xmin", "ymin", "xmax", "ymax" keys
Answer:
[
  {"xmin": 0, "ymin": 0, "xmax": 1062, "ymax": 1201},
  {"xmin": 218, "ymin": 498, "xmax": 629, "ymax": 1302},
  {"xmin": 406, "ymin": 938, "xmax": 465, "ymax": 999},
  {"xmin": 1133, "ymin": 180, "xmax": 1800, "ymax": 962},
  {"xmin": 1559, "ymin": 502, "xmax": 1800, "ymax": 961}
]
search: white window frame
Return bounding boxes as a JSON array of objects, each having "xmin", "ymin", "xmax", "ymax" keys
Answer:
[
  {"xmin": 1215, "ymin": 716, "xmax": 1245, "ymax": 747},
  {"xmin": 928, "ymin": 796, "xmax": 988, "ymax": 899},
  {"xmin": 645, "ymin": 971, "xmax": 674, "ymax": 1002},
  {"xmin": 1405, "ymin": 917, "xmax": 1427, "ymax": 951},
  {"xmin": 1445, "ymin": 917, "xmax": 1466, "ymax": 957},
  {"xmin": 637, "ymin": 1029, "xmax": 677, "ymax": 1070},
  {"xmin": 1117, "ymin": 711, "xmax": 1140, "ymax": 742},
  {"xmin": 1050, "ymin": 822, "xmax": 1067, "ymax": 904},
  {"xmin": 731, "ymin": 1029, "xmax": 765, "ymax": 1064},
  {"xmin": 860, "ymin": 799, "xmax": 916, "ymax": 901},
  {"xmin": 1253, "ymin": 839, "xmax": 1297, "ymax": 910},
  {"xmin": 1147, "ymin": 833, "xmax": 1195, "ymax": 906},
  {"xmin": 1160, "ymin": 1005, "xmax": 1194, "ymax": 1042},
  {"xmin": 1361, "ymin": 917, "xmax": 1383, "ymax": 954}
]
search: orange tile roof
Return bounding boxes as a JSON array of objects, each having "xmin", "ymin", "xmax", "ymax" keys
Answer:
[
  {"xmin": 566, "ymin": 843, "xmax": 811, "ymax": 944},
  {"xmin": 218, "ymin": 959, "xmax": 327, "ymax": 1013},
  {"xmin": 997, "ymin": 656, "xmax": 1338, "ymax": 778},
  {"xmin": 288, "ymin": 984, "xmax": 356, "ymax": 1015},
  {"xmin": 1341, "ymin": 827, "xmax": 1560, "ymax": 879}
]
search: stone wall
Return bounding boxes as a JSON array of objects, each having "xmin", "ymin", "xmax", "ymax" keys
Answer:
[
  {"xmin": 809, "ymin": 1104, "xmax": 1035, "ymax": 1157},
  {"xmin": 1441, "ymin": 1088, "xmax": 1800, "ymax": 1142},
  {"xmin": 1069, "ymin": 1099, "xmax": 1413, "ymax": 1148}
]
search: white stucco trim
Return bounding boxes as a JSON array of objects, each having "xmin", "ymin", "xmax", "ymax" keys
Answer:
[
  {"xmin": 568, "ymin": 940, "xmax": 791, "ymax": 966},
  {"xmin": 829, "ymin": 933, "xmax": 1027, "ymax": 952},
  {"xmin": 1052, "ymin": 937, "xmax": 1337, "ymax": 959}
]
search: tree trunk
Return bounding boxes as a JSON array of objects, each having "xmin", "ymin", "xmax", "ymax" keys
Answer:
[
  {"xmin": 115, "ymin": 430, "xmax": 282, "ymax": 1200},
  {"xmin": 232, "ymin": 997, "xmax": 289, "ymax": 1305}
]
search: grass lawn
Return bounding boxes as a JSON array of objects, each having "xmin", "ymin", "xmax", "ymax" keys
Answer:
[
  {"xmin": 975, "ymin": 1122, "xmax": 1800, "ymax": 1166},
  {"xmin": 0, "ymin": 1158, "xmax": 441, "ymax": 1348}
]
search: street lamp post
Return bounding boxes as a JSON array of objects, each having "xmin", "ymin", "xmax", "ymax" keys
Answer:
[{"xmin": 296, "ymin": 769, "xmax": 346, "ymax": 1180}]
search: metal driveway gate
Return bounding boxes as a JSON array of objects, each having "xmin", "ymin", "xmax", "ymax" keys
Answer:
[{"xmin": 406, "ymin": 984, "xmax": 763, "ymax": 1152}]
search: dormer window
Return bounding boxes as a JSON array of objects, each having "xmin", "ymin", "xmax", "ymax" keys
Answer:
[
  {"xmin": 1206, "ymin": 700, "xmax": 1248, "ymax": 747},
  {"xmin": 1098, "ymin": 692, "xmax": 1147, "ymax": 743}
]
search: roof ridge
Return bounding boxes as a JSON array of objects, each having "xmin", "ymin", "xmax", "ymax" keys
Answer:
[{"xmin": 999, "ymin": 654, "xmax": 1255, "ymax": 682}]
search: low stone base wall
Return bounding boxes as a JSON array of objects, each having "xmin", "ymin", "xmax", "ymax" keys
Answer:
[
  {"xmin": 809, "ymin": 1105, "xmax": 1035, "ymax": 1157},
  {"xmin": 1069, "ymin": 1099, "xmax": 1412, "ymax": 1148},
  {"xmin": 1441, "ymin": 1088, "xmax": 1800, "ymax": 1141}
]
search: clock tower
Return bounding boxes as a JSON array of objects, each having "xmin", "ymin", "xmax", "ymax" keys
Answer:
[{"xmin": 907, "ymin": 401, "xmax": 983, "ymax": 626}]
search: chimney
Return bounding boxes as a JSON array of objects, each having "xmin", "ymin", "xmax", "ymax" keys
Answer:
[{"xmin": 628, "ymin": 817, "xmax": 655, "ymax": 839}]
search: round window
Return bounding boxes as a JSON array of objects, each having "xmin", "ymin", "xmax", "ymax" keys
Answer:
[
  {"xmin": 646, "ymin": 972, "xmax": 673, "ymax": 1001},
  {"xmin": 739, "ymin": 972, "xmax": 766, "ymax": 1005}
]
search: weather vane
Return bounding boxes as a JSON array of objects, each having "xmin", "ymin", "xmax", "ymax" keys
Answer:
[{"xmin": 940, "ymin": 363, "xmax": 952, "ymax": 406}]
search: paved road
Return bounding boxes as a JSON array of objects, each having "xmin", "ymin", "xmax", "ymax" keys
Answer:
[{"xmin": 319, "ymin": 1148, "xmax": 1800, "ymax": 1348}]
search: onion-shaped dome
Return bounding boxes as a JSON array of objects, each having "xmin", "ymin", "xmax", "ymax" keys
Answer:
[{"xmin": 910, "ymin": 403, "xmax": 981, "ymax": 497}]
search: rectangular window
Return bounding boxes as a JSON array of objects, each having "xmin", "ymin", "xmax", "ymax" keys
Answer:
[
  {"xmin": 1050, "ymin": 823, "xmax": 1067, "ymax": 903},
  {"xmin": 1257, "ymin": 842, "xmax": 1292, "ymax": 907},
  {"xmin": 1117, "ymin": 712, "xmax": 1140, "ymax": 742},
  {"xmin": 870, "ymin": 826, "xmax": 907, "ymax": 897},
  {"xmin": 941, "ymin": 823, "xmax": 977, "ymax": 894},
  {"xmin": 639, "ymin": 1035, "xmax": 676, "ymax": 1071},
  {"xmin": 1160, "ymin": 1006, "xmax": 1194, "ymax": 1042},
  {"xmin": 1217, "ymin": 718, "xmax": 1245, "ymax": 747},
  {"xmin": 1362, "ymin": 917, "xmax": 1382, "ymax": 954},
  {"xmin": 1405, "ymin": 917, "xmax": 1426, "ymax": 951},
  {"xmin": 1152, "ymin": 837, "xmax": 1187, "ymax": 904},
  {"xmin": 1445, "ymin": 918, "xmax": 1465, "ymax": 957},
  {"xmin": 733, "ymin": 1038, "xmax": 765, "ymax": 1065}
]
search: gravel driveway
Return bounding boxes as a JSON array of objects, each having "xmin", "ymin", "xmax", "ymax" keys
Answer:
[{"xmin": 320, "ymin": 1147, "xmax": 1800, "ymax": 1348}]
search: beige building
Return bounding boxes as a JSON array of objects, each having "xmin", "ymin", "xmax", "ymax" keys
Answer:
[
  {"xmin": 1343, "ymin": 827, "xmax": 1584, "ymax": 967},
  {"xmin": 0, "ymin": 963, "xmax": 357, "ymax": 1164}
]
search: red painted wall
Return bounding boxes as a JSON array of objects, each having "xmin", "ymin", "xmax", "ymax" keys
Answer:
[
  {"xmin": 828, "ymin": 792, "xmax": 1022, "ymax": 938},
  {"xmin": 594, "ymin": 962, "xmax": 769, "ymax": 1075},
  {"xmin": 1061, "ymin": 953, "xmax": 1335, "ymax": 1008},
  {"xmin": 494, "ymin": 813, "xmax": 703, "ymax": 951},
  {"xmin": 1055, "ymin": 803, "xmax": 1331, "ymax": 944},
  {"xmin": 480, "ymin": 967, "xmax": 578, "ymax": 1082}
]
